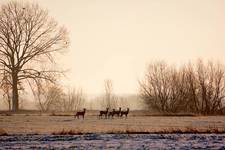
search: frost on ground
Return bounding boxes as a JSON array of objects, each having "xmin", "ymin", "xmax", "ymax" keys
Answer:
[{"xmin": 0, "ymin": 134, "xmax": 225, "ymax": 149}]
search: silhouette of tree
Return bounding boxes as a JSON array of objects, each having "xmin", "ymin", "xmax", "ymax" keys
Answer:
[
  {"xmin": 101, "ymin": 79, "xmax": 117, "ymax": 109},
  {"xmin": 0, "ymin": 70, "xmax": 11, "ymax": 110},
  {"xmin": 0, "ymin": 1, "xmax": 69, "ymax": 111},
  {"xmin": 139, "ymin": 60, "xmax": 225, "ymax": 115}
]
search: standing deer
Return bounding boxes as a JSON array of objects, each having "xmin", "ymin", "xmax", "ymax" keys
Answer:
[
  {"xmin": 114, "ymin": 107, "xmax": 121, "ymax": 118},
  {"xmin": 99, "ymin": 108, "xmax": 109, "ymax": 119},
  {"xmin": 74, "ymin": 108, "xmax": 86, "ymax": 119},
  {"xmin": 108, "ymin": 109, "xmax": 115, "ymax": 119},
  {"xmin": 120, "ymin": 108, "xmax": 129, "ymax": 118}
]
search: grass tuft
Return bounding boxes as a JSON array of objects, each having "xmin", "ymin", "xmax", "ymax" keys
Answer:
[
  {"xmin": 0, "ymin": 128, "xmax": 8, "ymax": 136},
  {"xmin": 52, "ymin": 126, "xmax": 225, "ymax": 135}
]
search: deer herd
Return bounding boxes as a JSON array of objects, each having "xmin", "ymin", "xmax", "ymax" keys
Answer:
[{"xmin": 74, "ymin": 107, "xmax": 129, "ymax": 119}]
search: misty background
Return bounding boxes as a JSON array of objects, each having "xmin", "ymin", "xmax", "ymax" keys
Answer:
[{"xmin": 0, "ymin": 0, "xmax": 225, "ymax": 111}]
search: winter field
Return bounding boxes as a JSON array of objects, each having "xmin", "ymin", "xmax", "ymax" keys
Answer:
[
  {"xmin": 1, "ymin": 111, "xmax": 225, "ymax": 134},
  {"xmin": 1, "ymin": 112, "xmax": 225, "ymax": 149},
  {"xmin": 1, "ymin": 134, "xmax": 225, "ymax": 149}
]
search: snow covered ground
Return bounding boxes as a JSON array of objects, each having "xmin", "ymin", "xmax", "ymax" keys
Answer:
[{"xmin": 0, "ymin": 134, "xmax": 225, "ymax": 149}]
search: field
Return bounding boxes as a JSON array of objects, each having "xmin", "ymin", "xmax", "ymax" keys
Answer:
[
  {"xmin": 0, "ymin": 111, "xmax": 225, "ymax": 134},
  {"xmin": 1, "ymin": 112, "xmax": 225, "ymax": 149},
  {"xmin": 1, "ymin": 134, "xmax": 225, "ymax": 149}
]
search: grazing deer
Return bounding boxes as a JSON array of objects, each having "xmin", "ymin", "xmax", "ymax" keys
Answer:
[
  {"xmin": 120, "ymin": 108, "xmax": 129, "ymax": 118},
  {"xmin": 108, "ymin": 109, "xmax": 115, "ymax": 119},
  {"xmin": 114, "ymin": 107, "xmax": 121, "ymax": 118},
  {"xmin": 99, "ymin": 108, "xmax": 109, "ymax": 119},
  {"xmin": 74, "ymin": 108, "xmax": 86, "ymax": 119}
]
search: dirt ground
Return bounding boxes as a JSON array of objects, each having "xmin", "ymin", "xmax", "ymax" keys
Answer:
[{"xmin": 0, "ymin": 113, "xmax": 225, "ymax": 134}]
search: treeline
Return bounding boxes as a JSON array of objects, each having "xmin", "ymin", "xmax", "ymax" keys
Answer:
[
  {"xmin": 30, "ymin": 82, "xmax": 85, "ymax": 112},
  {"xmin": 139, "ymin": 60, "xmax": 225, "ymax": 115},
  {"xmin": 0, "ymin": 78, "xmax": 142, "ymax": 112},
  {"xmin": 0, "ymin": 80, "xmax": 86, "ymax": 112}
]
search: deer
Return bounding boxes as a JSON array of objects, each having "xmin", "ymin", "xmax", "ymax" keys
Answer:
[
  {"xmin": 74, "ymin": 108, "xmax": 86, "ymax": 119},
  {"xmin": 99, "ymin": 108, "xmax": 109, "ymax": 119},
  {"xmin": 114, "ymin": 107, "xmax": 121, "ymax": 118},
  {"xmin": 120, "ymin": 108, "xmax": 129, "ymax": 118},
  {"xmin": 107, "ymin": 109, "xmax": 115, "ymax": 119}
]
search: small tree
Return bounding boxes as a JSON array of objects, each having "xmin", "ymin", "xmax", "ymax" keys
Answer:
[
  {"xmin": 139, "ymin": 62, "xmax": 172, "ymax": 112},
  {"xmin": 0, "ymin": 70, "xmax": 11, "ymax": 110},
  {"xmin": 101, "ymin": 79, "xmax": 117, "ymax": 109},
  {"xmin": 62, "ymin": 88, "xmax": 85, "ymax": 112},
  {"xmin": 29, "ymin": 79, "xmax": 64, "ymax": 112}
]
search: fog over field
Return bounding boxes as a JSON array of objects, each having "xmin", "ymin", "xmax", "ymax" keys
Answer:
[
  {"xmin": 0, "ymin": 0, "xmax": 224, "ymax": 112},
  {"xmin": 0, "ymin": 0, "xmax": 225, "ymax": 149}
]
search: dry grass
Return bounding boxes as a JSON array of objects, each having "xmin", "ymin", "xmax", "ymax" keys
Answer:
[
  {"xmin": 157, "ymin": 127, "xmax": 225, "ymax": 134},
  {"xmin": 50, "ymin": 112, "xmax": 73, "ymax": 117},
  {"xmin": 1, "ymin": 115, "xmax": 225, "ymax": 135},
  {"xmin": 0, "ymin": 128, "xmax": 8, "ymax": 136},
  {"xmin": 51, "ymin": 126, "xmax": 225, "ymax": 135}
]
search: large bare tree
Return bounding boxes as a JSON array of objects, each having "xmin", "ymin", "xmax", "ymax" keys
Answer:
[{"xmin": 0, "ymin": 1, "xmax": 69, "ymax": 111}]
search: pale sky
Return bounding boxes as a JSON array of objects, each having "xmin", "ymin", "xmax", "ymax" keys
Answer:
[{"xmin": 1, "ymin": 0, "xmax": 225, "ymax": 94}]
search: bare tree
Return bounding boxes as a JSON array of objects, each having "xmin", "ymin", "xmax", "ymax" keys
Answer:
[
  {"xmin": 181, "ymin": 64, "xmax": 199, "ymax": 113},
  {"xmin": 63, "ymin": 88, "xmax": 85, "ymax": 112},
  {"xmin": 0, "ymin": 1, "xmax": 69, "ymax": 111},
  {"xmin": 196, "ymin": 60, "xmax": 225, "ymax": 114},
  {"xmin": 0, "ymin": 68, "xmax": 24, "ymax": 110},
  {"xmin": 101, "ymin": 79, "xmax": 117, "ymax": 109},
  {"xmin": 30, "ymin": 80, "xmax": 64, "ymax": 112},
  {"xmin": 139, "ymin": 62, "xmax": 172, "ymax": 112},
  {"xmin": 0, "ymin": 70, "xmax": 11, "ymax": 110},
  {"xmin": 139, "ymin": 60, "xmax": 225, "ymax": 115}
]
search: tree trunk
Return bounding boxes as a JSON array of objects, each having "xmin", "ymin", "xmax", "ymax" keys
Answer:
[
  {"xmin": 7, "ymin": 93, "xmax": 11, "ymax": 111},
  {"xmin": 12, "ymin": 73, "xmax": 19, "ymax": 112}
]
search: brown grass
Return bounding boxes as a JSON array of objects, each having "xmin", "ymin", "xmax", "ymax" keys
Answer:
[
  {"xmin": 50, "ymin": 113, "xmax": 73, "ymax": 117},
  {"xmin": 0, "ymin": 128, "xmax": 8, "ymax": 136},
  {"xmin": 51, "ymin": 126, "xmax": 225, "ymax": 135}
]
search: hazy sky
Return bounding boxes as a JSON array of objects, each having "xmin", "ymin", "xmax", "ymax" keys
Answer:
[{"xmin": 1, "ymin": 0, "xmax": 225, "ymax": 94}]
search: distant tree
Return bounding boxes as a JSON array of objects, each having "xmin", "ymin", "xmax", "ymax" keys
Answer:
[
  {"xmin": 196, "ymin": 60, "xmax": 225, "ymax": 114},
  {"xmin": 139, "ymin": 60, "xmax": 225, "ymax": 115},
  {"xmin": 30, "ymin": 80, "xmax": 64, "ymax": 112},
  {"xmin": 101, "ymin": 79, "xmax": 117, "ymax": 109},
  {"xmin": 139, "ymin": 62, "xmax": 177, "ymax": 113},
  {"xmin": 0, "ymin": 1, "xmax": 69, "ymax": 111},
  {"xmin": 0, "ymin": 70, "xmax": 11, "ymax": 110},
  {"xmin": 63, "ymin": 88, "xmax": 85, "ymax": 112}
]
